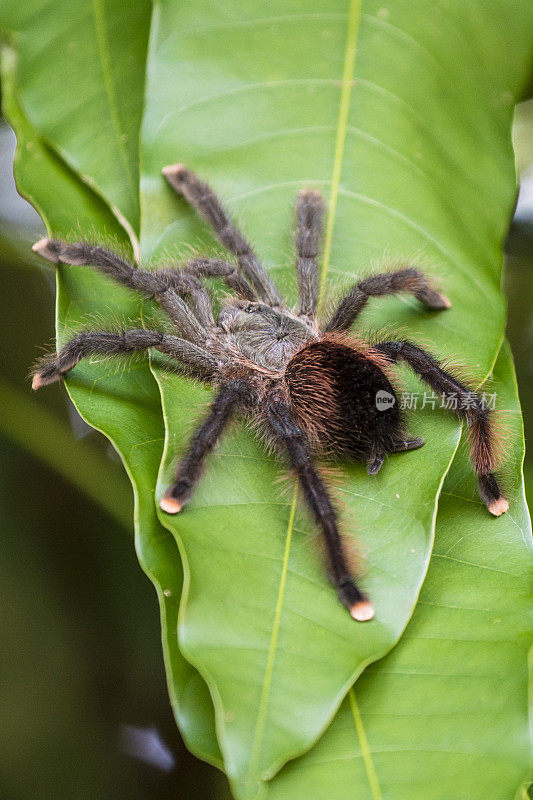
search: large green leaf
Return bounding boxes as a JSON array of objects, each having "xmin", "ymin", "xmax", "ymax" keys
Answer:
[
  {"xmin": 0, "ymin": 20, "xmax": 220, "ymax": 765},
  {"xmin": 2, "ymin": 1, "xmax": 532, "ymax": 798},
  {"xmin": 266, "ymin": 340, "xmax": 532, "ymax": 800},
  {"xmin": 1, "ymin": 0, "xmax": 151, "ymax": 233},
  {"xmin": 140, "ymin": 1, "xmax": 532, "ymax": 795}
]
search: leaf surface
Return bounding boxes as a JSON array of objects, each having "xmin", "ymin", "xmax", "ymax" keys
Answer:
[
  {"xmin": 266, "ymin": 341, "xmax": 532, "ymax": 800},
  {"xmin": 2, "ymin": 0, "xmax": 532, "ymax": 796},
  {"xmin": 0, "ymin": 16, "xmax": 220, "ymax": 764},
  {"xmin": 140, "ymin": 1, "xmax": 533, "ymax": 794},
  {"xmin": 1, "ymin": 0, "xmax": 151, "ymax": 232}
]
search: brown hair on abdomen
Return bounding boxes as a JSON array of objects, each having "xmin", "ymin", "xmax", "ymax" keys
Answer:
[{"xmin": 284, "ymin": 337, "xmax": 404, "ymax": 460}]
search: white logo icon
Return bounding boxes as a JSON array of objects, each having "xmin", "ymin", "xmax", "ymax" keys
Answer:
[{"xmin": 375, "ymin": 390, "xmax": 396, "ymax": 411}]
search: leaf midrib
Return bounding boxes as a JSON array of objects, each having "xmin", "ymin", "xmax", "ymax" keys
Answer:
[
  {"xmin": 92, "ymin": 0, "xmax": 137, "ymax": 207},
  {"xmin": 318, "ymin": 0, "xmax": 362, "ymax": 306},
  {"xmin": 246, "ymin": 487, "xmax": 297, "ymax": 788},
  {"xmin": 245, "ymin": 0, "xmax": 366, "ymax": 790},
  {"xmin": 349, "ymin": 688, "xmax": 383, "ymax": 800},
  {"xmin": 319, "ymin": 5, "xmax": 386, "ymax": 798}
]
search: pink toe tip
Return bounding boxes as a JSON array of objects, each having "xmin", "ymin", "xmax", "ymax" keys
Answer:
[
  {"xmin": 159, "ymin": 496, "xmax": 183, "ymax": 514},
  {"xmin": 350, "ymin": 600, "xmax": 375, "ymax": 622},
  {"xmin": 488, "ymin": 497, "xmax": 509, "ymax": 516},
  {"xmin": 162, "ymin": 163, "xmax": 186, "ymax": 178},
  {"xmin": 32, "ymin": 238, "xmax": 57, "ymax": 262},
  {"xmin": 32, "ymin": 373, "xmax": 44, "ymax": 390},
  {"xmin": 440, "ymin": 294, "xmax": 452, "ymax": 309}
]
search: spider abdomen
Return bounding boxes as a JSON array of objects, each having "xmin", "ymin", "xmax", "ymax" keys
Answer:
[{"xmin": 284, "ymin": 338, "xmax": 402, "ymax": 460}]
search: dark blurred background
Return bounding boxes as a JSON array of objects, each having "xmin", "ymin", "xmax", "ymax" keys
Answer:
[{"xmin": 0, "ymin": 97, "xmax": 531, "ymax": 799}]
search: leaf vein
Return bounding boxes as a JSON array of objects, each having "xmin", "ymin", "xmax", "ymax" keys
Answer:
[
  {"xmin": 349, "ymin": 688, "xmax": 384, "ymax": 800},
  {"xmin": 92, "ymin": 0, "xmax": 137, "ymax": 208},
  {"xmin": 319, "ymin": 0, "xmax": 362, "ymax": 304},
  {"xmin": 246, "ymin": 486, "xmax": 297, "ymax": 787}
]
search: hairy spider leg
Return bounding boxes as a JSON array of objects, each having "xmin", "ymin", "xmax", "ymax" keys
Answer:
[
  {"xmin": 376, "ymin": 340, "xmax": 508, "ymax": 516},
  {"xmin": 295, "ymin": 189, "xmax": 324, "ymax": 318},
  {"xmin": 154, "ymin": 289, "xmax": 210, "ymax": 341},
  {"xmin": 366, "ymin": 436, "xmax": 425, "ymax": 475},
  {"xmin": 326, "ymin": 268, "xmax": 451, "ymax": 332},
  {"xmin": 32, "ymin": 238, "xmax": 220, "ymax": 331},
  {"xmin": 184, "ymin": 257, "xmax": 256, "ymax": 301},
  {"xmin": 162, "ymin": 164, "xmax": 283, "ymax": 307},
  {"xmin": 160, "ymin": 380, "xmax": 250, "ymax": 513},
  {"xmin": 31, "ymin": 329, "xmax": 217, "ymax": 389},
  {"xmin": 266, "ymin": 399, "xmax": 374, "ymax": 621},
  {"xmin": 392, "ymin": 437, "xmax": 426, "ymax": 452},
  {"xmin": 366, "ymin": 452, "xmax": 384, "ymax": 476}
]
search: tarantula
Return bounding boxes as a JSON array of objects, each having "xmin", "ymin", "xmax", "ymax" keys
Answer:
[{"xmin": 31, "ymin": 165, "xmax": 508, "ymax": 621}]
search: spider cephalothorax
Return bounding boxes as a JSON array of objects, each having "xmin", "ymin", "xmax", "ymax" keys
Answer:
[
  {"xmin": 31, "ymin": 164, "xmax": 509, "ymax": 621},
  {"xmin": 217, "ymin": 299, "xmax": 316, "ymax": 369}
]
